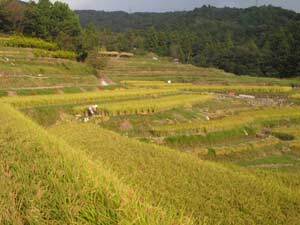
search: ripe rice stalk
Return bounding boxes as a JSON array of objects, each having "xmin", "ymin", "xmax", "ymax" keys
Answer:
[{"xmin": 1, "ymin": 88, "xmax": 179, "ymax": 108}]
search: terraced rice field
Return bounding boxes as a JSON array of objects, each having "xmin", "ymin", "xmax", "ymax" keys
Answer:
[
  {"xmin": 74, "ymin": 94, "xmax": 213, "ymax": 116},
  {"xmin": 0, "ymin": 47, "xmax": 98, "ymax": 90},
  {"xmin": 103, "ymin": 56, "xmax": 300, "ymax": 86},
  {"xmin": 151, "ymin": 107, "xmax": 300, "ymax": 136},
  {"xmin": 1, "ymin": 50, "xmax": 300, "ymax": 224},
  {"xmin": 0, "ymin": 103, "xmax": 187, "ymax": 225},
  {"xmin": 3, "ymin": 88, "xmax": 179, "ymax": 108},
  {"xmin": 49, "ymin": 122, "xmax": 300, "ymax": 225},
  {"xmin": 123, "ymin": 80, "xmax": 293, "ymax": 94}
]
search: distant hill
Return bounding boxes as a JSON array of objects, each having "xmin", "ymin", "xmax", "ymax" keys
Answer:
[
  {"xmin": 76, "ymin": 6, "xmax": 300, "ymax": 78},
  {"xmin": 76, "ymin": 10, "xmax": 187, "ymax": 32},
  {"xmin": 1, "ymin": 1, "xmax": 299, "ymax": 78},
  {"xmin": 76, "ymin": 6, "xmax": 300, "ymax": 32}
]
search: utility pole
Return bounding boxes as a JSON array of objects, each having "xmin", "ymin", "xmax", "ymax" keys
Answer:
[{"xmin": 256, "ymin": 0, "xmax": 258, "ymax": 7}]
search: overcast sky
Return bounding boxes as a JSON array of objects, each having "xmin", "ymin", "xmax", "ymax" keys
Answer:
[{"xmin": 27, "ymin": 0, "xmax": 300, "ymax": 12}]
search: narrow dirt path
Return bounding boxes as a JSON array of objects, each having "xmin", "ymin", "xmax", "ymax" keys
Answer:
[
  {"xmin": 7, "ymin": 91, "xmax": 17, "ymax": 96},
  {"xmin": 79, "ymin": 87, "xmax": 86, "ymax": 92},
  {"xmin": 57, "ymin": 89, "xmax": 64, "ymax": 94}
]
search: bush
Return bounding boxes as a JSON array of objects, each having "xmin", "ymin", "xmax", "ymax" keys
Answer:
[
  {"xmin": 0, "ymin": 90, "xmax": 7, "ymax": 97},
  {"xmin": 76, "ymin": 50, "xmax": 88, "ymax": 62},
  {"xmin": 272, "ymin": 132, "xmax": 295, "ymax": 141},
  {"xmin": 0, "ymin": 36, "xmax": 58, "ymax": 50},
  {"xmin": 86, "ymin": 50, "xmax": 109, "ymax": 71},
  {"xmin": 33, "ymin": 49, "xmax": 77, "ymax": 60},
  {"xmin": 207, "ymin": 148, "xmax": 216, "ymax": 157}
]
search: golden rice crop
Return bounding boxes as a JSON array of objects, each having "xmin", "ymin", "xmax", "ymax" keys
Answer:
[
  {"xmin": 1, "ymin": 88, "xmax": 179, "ymax": 108},
  {"xmin": 183, "ymin": 85, "xmax": 292, "ymax": 93},
  {"xmin": 289, "ymin": 141, "xmax": 300, "ymax": 154},
  {"xmin": 74, "ymin": 94, "xmax": 213, "ymax": 116},
  {"xmin": 50, "ymin": 122, "xmax": 300, "ymax": 225},
  {"xmin": 0, "ymin": 103, "xmax": 190, "ymax": 225},
  {"xmin": 291, "ymin": 94, "xmax": 300, "ymax": 99},
  {"xmin": 152, "ymin": 107, "xmax": 300, "ymax": 136},
  {"xmin": 194, "ymin": 136, "xmax": 280, "ymax": 157},
  {"xmin": 122, "ymin": 80, "xmax": 194, "ymax": 88},
  {"xmin": 121, "ymin": 81, "xmax": 292, "ymax": 94}
]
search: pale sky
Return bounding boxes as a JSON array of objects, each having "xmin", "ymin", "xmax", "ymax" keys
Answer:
[{"xmin": 25, "ymin": 0, "xmax": 300, "ymax": 12}]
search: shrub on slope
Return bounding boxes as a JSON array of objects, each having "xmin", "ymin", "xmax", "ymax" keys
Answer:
[
  {"xmin": 33, "ymin": 49, "xmax": 77, "ymax": 60},
  {"xmin": 0, "ymin": 36, "xmax": 58, "ymax": 51},
  {"xmin": 0, "ymin": 103, "xmax": 189, "ymax": 225},
  {"xmin": 51, "ymin": 122, "xmax": 300, "ymax": 225}
]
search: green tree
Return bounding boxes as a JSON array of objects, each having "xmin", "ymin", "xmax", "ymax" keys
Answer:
[
  {"xmin": 81, "ymin": 23, "xmax": 100, "ymax": 51},
  {"xmin": 145, "ymin": 27, "xmax": 159, "ymax": 52},
  {"xmin": 51, "ymin": 1, "xmax": 81, "ymax": 38},
  {"xmin": 23, "ymin": 0, "xmax": 81, "ymax": 49},
  {"xmin": 0, "ymin": 0, "xmax": 12, "ymax": 32},
  {"xmin": 268, "ymin": 29, "xmax": 291, "ymax": 77}
]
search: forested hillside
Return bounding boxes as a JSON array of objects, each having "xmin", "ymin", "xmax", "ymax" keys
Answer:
[
  {"xmin": 1, "ymin": 1, "xmax": 300, "ymax": 78},
  {"xmin": 76, "ymin": 6, "xmax": 300, "ymax": 78}
]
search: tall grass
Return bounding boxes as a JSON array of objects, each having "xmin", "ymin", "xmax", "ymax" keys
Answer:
[
  {"xmin": 0, "ymin": 103, "xmax": 190, "ymax": 225},
  {"xmin": 50, "ymin": 122, "xmax": 300, "ymax": 225}
]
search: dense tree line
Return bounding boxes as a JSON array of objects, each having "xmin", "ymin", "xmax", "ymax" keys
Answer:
[
  {"xmin": 0, "ymin": 0, "xmax": 99, "ymax": 59},
  {"xmin": 1, "ymin": 1, "xmax": 300, "ymax": 77},
  {"xmin": 77, "ymin": 6, "xmax": 300, "ymax": 78}
]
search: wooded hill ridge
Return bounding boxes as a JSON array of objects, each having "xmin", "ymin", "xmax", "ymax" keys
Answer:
[
  {"xmin": 76, "ymin": 6, "xmax": 300, "ymax": 78},
  {"xmin": 76, "ymin": 6, "xmax": 300, "ymax": 32},
  {"xmin": 1, "ymin": 0, "xmax": 300, "ymax": 78}
]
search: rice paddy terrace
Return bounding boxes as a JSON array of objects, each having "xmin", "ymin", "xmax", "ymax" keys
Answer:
[
  {"xmin": 0, "ymin": 36, "xmax": 99, "ymax": 96},
  {"xmin": 102, "ymin": 55, "xmax": 300, "ymax": 86},
  {"xmin": 1, "ymin": 37, "xmax": 300, "ymax": 224}
]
